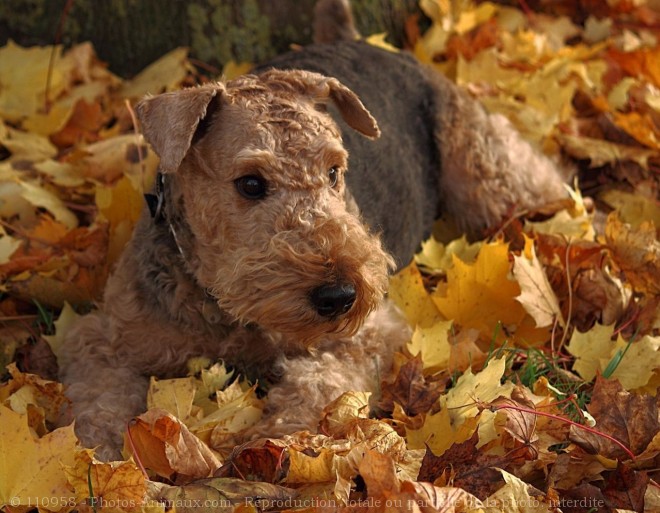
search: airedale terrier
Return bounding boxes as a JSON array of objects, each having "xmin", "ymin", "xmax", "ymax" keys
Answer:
[{"xmin": 58, "ymin": 0, "xmax": 568, "ymax": 460}]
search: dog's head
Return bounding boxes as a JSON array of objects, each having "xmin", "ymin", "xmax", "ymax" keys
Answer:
[{"xmin": 136, "ymin": 70, "xmax": 393, "ymax": 342}]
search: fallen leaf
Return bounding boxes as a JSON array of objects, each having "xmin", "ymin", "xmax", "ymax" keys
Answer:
[
  {"xmin": 148, "ymin": 376, "xmax": 197, "ymax": 424},
  {"xmin": 125, "ymin": 408, "xmax": 222, "ymax": 481},
  {"xmin": 389, "ymin": 262, "xmax": 443, "ymax": 328},
  {"xmin": 216, "ymin": 438, "xmax": 288, "ymax": 483},
  {"xmin": 602, "ymin": 461, "xmax": 648, "ymax": 512},
  {"xmin": 567, "ymin": 323, "xmax": 660, "ymax": 390},
  {"xmin": 19, "ymin": 180, "xmax": 78, "ymax": 229},
  {"xmin": 418, "ymin": 431, "xmax": 504, "ymax": 499},
  {"xmin": 485, "ymin": 468, "xmax": 556, "ymax": 512},
  {"xmin": 63, "ymin": 449, "xmax": 146, "ymax": 510},
  {"xmin": 512, "ymin": 236, "xmax": 564, "ymax": 328},
  {"xmin": 384, "ymin": 356, "xmax": 444, "ymax": 416},
  {"xmin": 569, "ymin": 376, "xmax": 658, "ymax": 459},
  {"xmin": 406, "ymin": 321, "xmax": 453, "ymax": 373},
  {"xmin": 605, "ymin": 212, "xmax": 660, "ymax": 296},
  {"xmin": 0, "ymin": 405, "xmax": 79, "ymax": 512}
]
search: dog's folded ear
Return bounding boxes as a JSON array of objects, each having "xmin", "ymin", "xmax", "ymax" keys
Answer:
[
  {"xmin": 136, "ymin": 84, "xmax": 224, "ymax": 173},
  {"xmin": 324, "ymin": 77, "xmax": 381, "ymax": 139},
  {"xmin": 260, "ymin": 69, "xmax": 380, "ymax": 139}
]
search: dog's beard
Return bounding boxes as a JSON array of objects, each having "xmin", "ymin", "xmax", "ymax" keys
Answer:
[{"xmin": 208, "ymin": 217, "xmax": 393, "ymax": 343}]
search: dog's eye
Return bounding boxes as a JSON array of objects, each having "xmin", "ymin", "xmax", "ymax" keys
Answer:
[
  {"xmin": 235, "ymin": 175, "xmax": 268, "ymax": 200},
  {"xmin": 328, "ymin": 167, "xmax": 339, "ymax": 188}
]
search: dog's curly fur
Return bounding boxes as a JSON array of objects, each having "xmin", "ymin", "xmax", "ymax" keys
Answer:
[{"xmin": 58, "ymin": 0, "xmax": 568, "ymax": 460}]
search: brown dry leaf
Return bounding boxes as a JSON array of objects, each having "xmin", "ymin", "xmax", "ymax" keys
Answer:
[
  {"xmin": 535, "ymin": 233, "xmax": 628, "ymax": 331},
  {"xmin": 215, "ymin": 438, "xmax": 288, "ymax": 483},
  {"xmin": 0, "ymin": 405, "xmax": 79, "ymax": 512},
  {"xmin": 125, "ymin": 408, "xmax": 221, "ymax": 481},
  {"xmin": 71, "ymin": 134, "xmax": 157, "ymax": 185},
  {"xmin": 50, "ymin": 99, "xmax": 106, "ymax": 148},
  {"xmin": 447, "ymin": 328, "xmax": 487, "ymax": 374},
  {"xmin": 400, "ymin": 481, "xmax": 484, "ymax": 513},
  {"xmin": 0, "ymin": 363, "xmax": 68, "ymax": 426},
  {"xmin": 605, "ymin": 212, "xmax": 660, "ymax": 296},
  {"xmin": 490, "ymin": 388, "xmax": 539, "ymax": 461},
  {"xmin": 547, "ymin": 452, "xmax": 608, "ymax": 491},
  {"xmin": 602, "ymin": 462, "xmax": 648, "ymax": 512},
  {"xmin": 384, "ymin": 356, "xmax": 444, "ymax": 416},
  {"xmin": 417, "ymin": 432, "xmax": 504, "ymax": 499},
  {"xmin": 319, "ymin": 390, "xmax": 371, "ymax": 438},
  {"xmin": 358, "ymin": 449, "xmax": 401, "ymax": 499},
  {"xmin": 569, "ymin": 376, "xmax": 658, "ymax": 460},
  {"xmin": 63, "ymin": 449, "xmax": 146, "ymax": 512}
]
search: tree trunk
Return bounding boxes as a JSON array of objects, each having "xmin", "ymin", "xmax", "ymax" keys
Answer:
[{"xmin": 0, "ymin": 0, "xmax": 423, "ymax": 78}]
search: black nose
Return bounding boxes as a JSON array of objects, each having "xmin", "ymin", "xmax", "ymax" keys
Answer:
[{"xmin": 310, "ymin": 283, "xmax": 356, "ymax": 317}]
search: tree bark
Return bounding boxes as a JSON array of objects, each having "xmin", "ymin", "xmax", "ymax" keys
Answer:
[{"xmin": 0, "ymin": 0, "xmax": 422, "ymax": 77}]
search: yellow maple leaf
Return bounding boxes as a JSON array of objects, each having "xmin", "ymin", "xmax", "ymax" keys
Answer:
[
  {"xmin": 147, "ymin": 376, "xmax": 197, "ymax": 424},
  {"xmin": 526, "ymin": 186, "xmax": 595, "ymax": 242},
  {"xmin": 414, "ymin": 234, "xmax": 481, "ymax": 272},
  {"xmin": 287, "ymin": 448, "xmax": 336, "ymax": 484},
  {"xmin": 0, "ymin": 405, "xmax": 79, "ymax": 512},
  {"xmin": 191, "ymin": 382, "xmax": 263, "ymax": 450},
  {"xmin": 406, "ymin": 321, "xmax": 453, "ymax": 373},
  {"xmin": 433, "ymin": 240, "xmax": 549, "ymax": 346},
  {"xmin": 95, "ymin": 175, "xmax": 147, "ymax": 266},
  {"xmin": 0, "ymin": 41, "xmax": 72, "ymax": 122},
  {"xmin": 63, "ymin": 449, "xmax": 146, "ymax": 512},
  {"xmin": 389, "ymin": 262, "xmax": 442, "ymax": 329},
  {"xmin": 406, "ymin": 406, "xmax": 479, "ymax": 455},
  {"xmin": 407, "ymin": 358, "xmax": 515, "ymax": 454},
  {"xmin": 567, "ymin": 323, "xmax": 660, "ymax": 390}
]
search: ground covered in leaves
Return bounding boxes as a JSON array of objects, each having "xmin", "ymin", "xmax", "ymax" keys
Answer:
[{"xmin": 0, "ymin": 1, "xmax": 659, "ymax": 512}]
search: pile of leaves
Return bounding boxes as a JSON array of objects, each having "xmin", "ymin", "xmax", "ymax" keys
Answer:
[{"xmin": 1, "ymin": 0, "xmax": 659, "ymax": 512}]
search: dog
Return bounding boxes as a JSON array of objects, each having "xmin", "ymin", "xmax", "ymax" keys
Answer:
[{"xmin": 58, "ymin": 0, "xmax": 568, "ymax": 460}]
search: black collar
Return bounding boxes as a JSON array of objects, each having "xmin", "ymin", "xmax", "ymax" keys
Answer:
[{"xmin": 144, "ymin": 172, "xmax": 166, "ymax": 223}]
